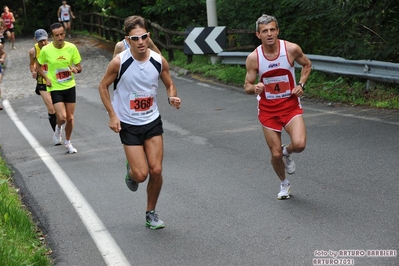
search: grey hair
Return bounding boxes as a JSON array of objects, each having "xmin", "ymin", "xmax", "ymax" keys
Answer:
[{"xmin": 256, "ymin": 14, "xmax": 278, "ymax": 32}]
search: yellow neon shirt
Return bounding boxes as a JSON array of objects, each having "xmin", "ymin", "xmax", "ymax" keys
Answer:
[
  {"xmin": 34, "ymin": 43, "xmax": 48, "ymax": 85},
  {"xmin": 37, "ymin": 41, "xmax": 81, "ymax": 91}
]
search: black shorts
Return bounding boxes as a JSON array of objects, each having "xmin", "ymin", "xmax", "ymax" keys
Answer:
[
  {"xmin": 50, "ymin": 86, "xmax": 76, "ymax": 104},
  {"xmin": 4, "ymin": 28, "xmax": 14, "ymax": 34},
  {"xmin": 0, "ymin": 36, "xmax": 4, "ymax": 44},
  {"xmin": 35, "ymin": 84, "xmax": 47, "ymax": 95},
  {"xmin": 119, "ymin": 116, "xmax": 163, "ymax": 146}
]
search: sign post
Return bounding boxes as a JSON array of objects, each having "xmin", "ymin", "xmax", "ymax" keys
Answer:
[{"xmin": 206, "ymin": 0, "xmax": 218, "ymax": 64}]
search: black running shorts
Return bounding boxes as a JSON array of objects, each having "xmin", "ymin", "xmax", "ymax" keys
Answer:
[
  {"xmin": 35, "ymin": 84, "xmax": 47, "ymax": 95},
  {"xmin": 119, "ymin": 116, "xmax": 163, "ymax": 145},
  {"xmin": 50, "ymin": 86, "xmax": 76, "ymax": 104}
]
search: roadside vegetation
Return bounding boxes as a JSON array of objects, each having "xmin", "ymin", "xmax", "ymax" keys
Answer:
[
  {"xmin": 0, "ymin": 156, "xmax": 52, "ymax": 266},
  {"xmin": 169, "ymin": 51, "xmax": 399, "ymax": 110}
]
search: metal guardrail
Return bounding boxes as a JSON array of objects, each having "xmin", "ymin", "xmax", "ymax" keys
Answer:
[{"xmin": 217, "ymin": 52, "xmax": 399, "ymax": 86}]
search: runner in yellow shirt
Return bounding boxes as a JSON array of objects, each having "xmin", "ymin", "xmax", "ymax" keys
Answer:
[
  {"xmin": 29, "ymin": 29, "xmax": 57, "ymax": 133},
  {"xmin": 37, "ymin": 22, "xmax": 82, "ymax": 153}
]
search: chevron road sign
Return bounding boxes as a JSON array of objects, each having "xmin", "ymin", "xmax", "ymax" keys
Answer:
[{"xmin": 184, "ymin": 26, "xmax": 226, "ymax": 55}]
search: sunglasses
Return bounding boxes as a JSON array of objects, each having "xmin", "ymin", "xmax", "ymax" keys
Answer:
[{"xmin": 127, "ymin": 33, "xmax": 149, "ymax": 41}]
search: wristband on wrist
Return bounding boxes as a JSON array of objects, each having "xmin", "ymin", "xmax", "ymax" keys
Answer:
[{"xmin": 168, "ymin": 97, "xmax": 171, "ymax": 105}]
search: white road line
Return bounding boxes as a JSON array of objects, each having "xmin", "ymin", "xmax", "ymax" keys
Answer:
[{"xmin": 2, "ymin": 99, "xmax": 130, "ymax": 266}]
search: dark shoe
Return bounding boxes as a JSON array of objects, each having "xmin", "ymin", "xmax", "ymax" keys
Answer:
[{"xmin": 125, "ymin": 161, "xmax": 138, "ymax": 191}]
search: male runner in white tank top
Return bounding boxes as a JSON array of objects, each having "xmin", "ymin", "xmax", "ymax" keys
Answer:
[
  {"xmin": 57, "ymin": 0, "xmax": 75, "ymax": 38},
  {"xmin": 244, "ymin": 14, "xmax": 311, "ymax": 200},
  {"xmin": 98, "ymin": 15, "xmax": 181, "ymax": 230}
]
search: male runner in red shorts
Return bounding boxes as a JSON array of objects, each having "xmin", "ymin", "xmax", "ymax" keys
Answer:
[
  {"xmin": 1, "ymin": 6, "xmax": 16, "ymax": 49},
  {"xmin": 244, "ymin": 14, "xmax": 311, "ymax": 200}
]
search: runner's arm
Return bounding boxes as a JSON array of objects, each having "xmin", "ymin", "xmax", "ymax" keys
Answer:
[
  {"xmin": 244, "ymin": 51, "xmax": 264, "ymax": 95},
  {"xmin": 113, "ymin": 41, "xmax": 124, "ymax": 58},
  {"xmin": 287, "ymin": 42, "xmax": 312, "ymax": 95},
  {"xmin": 28, "ymin": 48, "xmax": 37, "ymax": 79},
  {"xmin": 0, "ymin": 44, "xmax": 5, "ymax": 65},
  {"xmin": 70, "ymin": 63, "xmax": 82, "ymax": 74},
  {"xmin": 160, "ymin": 56, "xmax": 180, "ymax": 109},
  {"xmin": 294, "ymin": 47, "xmax": 311, "ymax": 86},
  {"xmin": 148, "ymin": 38, "xmax": 161, "ymax": 54},
  {"xmin": 98, "ymin": 57, "xmax": 121, "ymax": 132},
  {"xmin": 69, "ymin": 5, "xmax": 75, "ymax": 19},
  {"xmin": 35, "ymin": 59, "xmax": 51, "ymax": 87}
]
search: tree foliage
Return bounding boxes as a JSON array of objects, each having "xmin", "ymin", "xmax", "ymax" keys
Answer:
[{"xmin": 10, "ymin": 0, "xmax": 399, "ymax": 62}]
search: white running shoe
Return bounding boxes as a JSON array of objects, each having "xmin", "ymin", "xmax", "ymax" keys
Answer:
[
  {"xmin": 277, "ymin": 183, "xmax": 291, "ymax": 200},
  {"xmin": 65, "ymin": 142, "xmax": 77, "ymax": 154},
  {"xmin": 282, "ymin": 145, "xmax": 296, "ymax": 174},
  {"xmin": 146, "ymin": 210, "xmax": 165, "ymax": 230},
  {"xmin": 53, "ymin": 125, "xmax": 62, "ymax": 145}
]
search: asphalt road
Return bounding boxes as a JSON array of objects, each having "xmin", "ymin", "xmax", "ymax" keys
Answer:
[{"xmin": 0, "ymin": 36, "xmax": 398, "ymax": 266}]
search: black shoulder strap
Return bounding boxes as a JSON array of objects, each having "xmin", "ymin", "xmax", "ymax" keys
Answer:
[
  {"xmin": 149, "ymin": 57, "xmax": 161, "ymax": 74},
  {"xmin": 113, "ymin": 57, "xmax": 134, "ymax": 91}
]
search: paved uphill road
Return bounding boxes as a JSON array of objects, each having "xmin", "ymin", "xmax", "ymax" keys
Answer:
[{"xmin": 0, "ymin": 36, "xmax": 398, "ymax": 266}]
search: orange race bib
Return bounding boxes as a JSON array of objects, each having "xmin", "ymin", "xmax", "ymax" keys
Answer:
[
  {"xmin": 41, "ymin": 64, "xmax": 48, "ymax": 73},
  {"xmin": 129, "ymin": 93, "xmax": 154, "ymax": 116},
  {"xmin": 55, "ymin": 67, "xmax": 72, "ymax": 83}
]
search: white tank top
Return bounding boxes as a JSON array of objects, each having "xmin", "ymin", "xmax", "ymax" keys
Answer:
[
  {"xmin": 112, "ymin": 49, "xmax": 162, "ymax": 125},
  {"xmin": 123, "ymin": 39, "xmax": 129, "ymax": 50},
  {"xmin": 60, "ymin": 5, "xmax": 70, "ymax": 21}
]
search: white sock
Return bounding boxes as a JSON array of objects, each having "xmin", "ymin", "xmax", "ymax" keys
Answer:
[
  {"xmin": 282, "ymin": 146, "xmax": 290, "ymax": 156},
  {"xmin": 281, "ymin": 179, "xmax": 289, "ymax": 185},
  {"xmin": 64, "ymin": 140, "xmax": 70, "ymax": 145}
]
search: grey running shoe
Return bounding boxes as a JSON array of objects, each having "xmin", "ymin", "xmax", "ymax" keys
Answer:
[
  {"xmin": 282, "ymin": 145, "xmax": 295, "ymax": 174},
  {"xmin": 53, "ymin": 125, "xmax": 62, "ymax": 145},
  {"xmin": 65, "ymin": 142, "xmax": 77, "ymax": 154},
  {"xmin": 277, "ymin": 183, "xmax": 291, "ymax": 200},
  {"xmin": 146, "ymin": 210, "xmax": 165, "ymax": 230},
  {"xmin": 125, "ymin": 161, "xmax": 138, "ymax": 191}
]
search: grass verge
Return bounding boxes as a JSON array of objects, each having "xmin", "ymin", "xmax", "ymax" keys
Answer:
[{"xmin": 0, "ymin": 155, "xmax": 52, "ymax": 266}]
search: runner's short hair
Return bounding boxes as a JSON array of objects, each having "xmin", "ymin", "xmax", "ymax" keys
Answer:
[
  {"xmin": 50, "ymin": 22, "xmax": 65, "ymax": 33},
  {"xmin": 124, "ymin": 16, "xmax": 147, "ymax": 35},
  {"xmin": 256, "ymin": 14, "xmax": 278, "ymax": 32}
]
